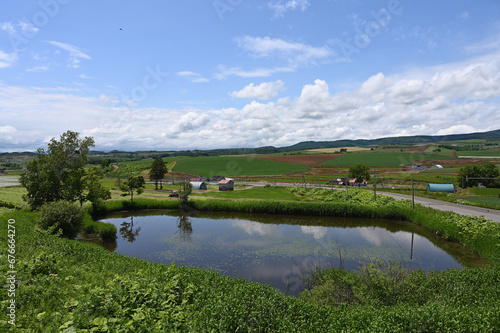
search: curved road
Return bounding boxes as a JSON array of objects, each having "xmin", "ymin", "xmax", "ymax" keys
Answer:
[
  {"xmin": 376, "ymin": 191, "xmax": 500, "ymax": 223},
  {"xmin": 238, "ymin": 181, "xmax": 500, "ymax": 223}
]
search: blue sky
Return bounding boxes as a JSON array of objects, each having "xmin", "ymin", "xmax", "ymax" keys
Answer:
[{"xmin": 1, "ymin": 0, "xmax": 500, "ymax": 151}]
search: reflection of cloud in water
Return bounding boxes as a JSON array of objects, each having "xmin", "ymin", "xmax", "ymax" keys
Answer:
[
  {"xmin": 231, "ymin": 220, "xmax": 276, "ymax": 236},
  {"xmin": 300, "ymin": 226, "xmax": 328, "ymax": 240},
  {"xmin": 358, "ymin": 227, "xmax": 413, "ymax": 247}
]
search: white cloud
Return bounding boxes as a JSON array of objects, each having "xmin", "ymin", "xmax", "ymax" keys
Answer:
[
  {"xmin": 1, "ymin": 49, "xmax": 500, "ymax": 152},
  {"xmin": 230, "ymin": 80, "xmax": 286, "ymax": 99},
  {"xmin": 176, "ymin": 71, "xmax": 209, "ymax": 83},
  {"xmin": 268, "ymin": 0, "xmax": 311, "ymax": 18},
  {"xmin": 1, "ymin": 21, "xmax": 38, "ymax": 35},
  {"xmin": 47, "ymin": 41, "xmax": 91, "ymax": 68},
  {"xmin": 0, "ymin": 22, "xmax": 16, "ymax": 34},
  {"xmin": 0, "ymin": 50, "xmax": 18, "ymax": 68},
  {"xmin": 236, "ymin": 36, "xmax": 332, "ymax": 65},
  {"xmin": 436, "ymin": 125, "xmax": 476, "ymax": 136},
  {"xmin": 26, "ymin": 65, "xmax": 49, "ymax": 72},
  {"xmin": 215, "ymin": 65, "xmax": 295, "ymax": 79}
]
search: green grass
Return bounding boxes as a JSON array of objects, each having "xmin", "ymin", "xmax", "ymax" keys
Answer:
[
  {"xmin": 456, "ymin": 150, "xmax": 500, "ymax": 157},
  {"xmin": 470, "ymin": 187, "xmax": 500, "ymax": 196},
  {"xmin": 461, "ymin": 196, "xmax": 500, "ymax": 208},
  {"xmin": 423, "ymin": 167, "xmax": 458, "ymax": 173},
  {"xmin": 322, "ymin": 152, "xmax": 456, "ymax": 167},
  {"xmin": 0, "ymin": 186, "xmax": 26, "ymax": 206},
  {"xmin": 424, "ymin": 146, "xmax": 456, "ymax": 157},
  {"xmin": 2, "ymin": 204, "xmax": 500, "ymax": 332},
  {"xmin": 173, "ymin": 156, "xmax": 309, "ymax": 177},
  {"xmin": 197, "ymin": 186, "xmax": 308, "ymax": 201}
]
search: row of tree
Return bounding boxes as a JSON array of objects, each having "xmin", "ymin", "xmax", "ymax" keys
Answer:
[{"xmin": 20, "ymin": 130, "xmax": 188, "ymax": 211}]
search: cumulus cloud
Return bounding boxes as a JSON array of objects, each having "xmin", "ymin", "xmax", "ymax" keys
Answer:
[
  {"xmin": 1, "ymin": 49, "xmax": 500, "ymax": 152},
  {"xmin": 230, "ymin": 80, "xmax": 286, "ymax": 99}
]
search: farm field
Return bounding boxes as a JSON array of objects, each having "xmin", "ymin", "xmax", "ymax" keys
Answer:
[
  {"xmin": 456, "ymin": 150, "xmax": 500, "ymax": 157},
  {"xmin": 252, "ymin": 153, "xmax": 340, "ymax": 166},
  {"xmin": 197, "ymin": 186, "xmax": 308, "ymax": 201},
  {"xmin": 321, "ymin": 151, "xmax": 457, "ymax": 167},
  {"xmin": 173, "ymin": 156, "xmax": 310, "ymax": 177},
  {"xmin": 306, "ymin": 147, "xmax": 372, "ymax": 153}
]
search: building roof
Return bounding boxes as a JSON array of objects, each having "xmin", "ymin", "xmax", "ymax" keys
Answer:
[{"xmin": 218, "ymin": 179, "xmax": 233, "ymax": 184}]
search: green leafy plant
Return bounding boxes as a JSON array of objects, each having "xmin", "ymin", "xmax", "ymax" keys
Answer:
[{"xmin": 37, "ymin": 200, "xmax": 84, "ymax": 238}]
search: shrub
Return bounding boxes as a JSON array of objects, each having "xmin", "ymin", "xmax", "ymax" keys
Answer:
[
  {"xmin": 82, "ymin": 214, "xmax": 117, "ymax": 241},
  {"xmin": 38, "ymin": 200, "xmax": 84, "ymax": 239}
]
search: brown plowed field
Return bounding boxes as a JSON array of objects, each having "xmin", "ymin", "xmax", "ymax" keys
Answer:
[{"xmin": 253, "ymin": 154, "xmax": 341, "ymax": 166}]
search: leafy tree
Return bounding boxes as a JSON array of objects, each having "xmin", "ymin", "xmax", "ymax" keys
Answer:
[
  {"xmin": 84, "ymin": 166, "xmax": 112, "ymax": 210},
  {"xmin": 149, "ymin": 158, "xmax": 168, "ymax": 190},
  {"xmin": 177, "ymin": 181, "xmax": 192, "ymax": 209},
  {"xmin": 349, "ymin": 163, "xmax": 371, "ymax": 183},
  {"xmin": 457, "ymin": 163, "xmax": 500, "ymax": 188},
  {"xmin": 120, "ymin": 175, "xmax": 145, "ymax": 202},
  {"xmin": 20, "ymin": 131, "xmax": 95, "ymax": 209}
]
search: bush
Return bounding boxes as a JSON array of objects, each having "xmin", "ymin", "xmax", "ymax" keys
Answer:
[
  {"xmin": 38, "ymin": 200, "xmax": 84, "ymax": 239},
  {"xmin": 82, "ymin": 214, "xmax": 117, "ymax": 241}
]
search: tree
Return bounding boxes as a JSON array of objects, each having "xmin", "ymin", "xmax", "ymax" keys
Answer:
[
  {"xmin": 177, "ymin": 181, "xmax": 192, "ymax": 209},
  {"xmin": 149, "ymin": 158, "xmax": 168, "ymax": 190},
  {"xmin": 84, "ymin": 166, "xmax": 112, "ymax": 210},
  {"xmin": 120, "ymin": 175, "xmax": 145, "ymax": 202},
  {"xmin": 20, "ymin": 131, "xmax": 95, "ymax": 209},
  {"xmin": 349, "ymin": 163, "xmax": 371, "ymax": 184},
  {"xmin": 457, "ymin": 163, "xmax": 500, "ymax": 188}
]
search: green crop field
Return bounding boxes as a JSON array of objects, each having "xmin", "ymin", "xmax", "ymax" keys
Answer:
[
  {"xmin": 173, "ymin": 156, "xmax": 309, "ymax": 177},
  {"xmin": 321, "ymin": 152, "xmax": 456, "ymax": 167},
  {"xmin": 456, "ymin": 150, "xmax": 500, "ymax": 157},
  {"xmin": 197, "ymin": 186, "xmax": 307, "ymax": 201}
]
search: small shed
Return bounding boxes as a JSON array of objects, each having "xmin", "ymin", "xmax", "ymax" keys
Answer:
[
  {"xmin": 218, "ymin": 179, "xmax": 234, "ymax": 191},
  {"xmin": 427, "ymin": 183, "xmax": 454, "ymax": 193},
  {"xmin": 190, "ymin": 181, "xmax": 207, "ymax": 190}
]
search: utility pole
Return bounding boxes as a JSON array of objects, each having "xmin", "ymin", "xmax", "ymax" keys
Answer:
[
  {"xmin": 412, "ymin": 176, "xmax": 415, "ymax": 209},
  {"xmin": 331, "ymin": 173, "xmax": 333, "ymax": 194},
  {"xmin": 345, "ymin": 177, "xmax": 349, "ymax": 200}
]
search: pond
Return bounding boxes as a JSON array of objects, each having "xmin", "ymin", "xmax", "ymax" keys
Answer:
[{"xmin": 91, "ymin": 210, "xmax": 488, "ymax": 296}]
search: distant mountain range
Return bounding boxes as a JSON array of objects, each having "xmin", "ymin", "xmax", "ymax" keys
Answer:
[
  {"xmin": 283, "ymin": 129, "xmax": 500, "ymax": 151},
  {"xmin": 4, "ymin": 129, "xmax": 498, "ymax": 156}
]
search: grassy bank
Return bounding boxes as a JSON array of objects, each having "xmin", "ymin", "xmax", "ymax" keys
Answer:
[{"xmin": 2, "ymin": 210, "xmax": 500, "ymax": 332}]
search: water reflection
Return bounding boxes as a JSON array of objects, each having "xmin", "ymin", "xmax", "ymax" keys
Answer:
[
  {"xmin": 92, "ymin": 210, "xmax": 489, "ymax": 296},
  {"xmin": 119, "ymin": 216, "xmax": 141, "ymax": 243},
  {"xmin": 176, "ymin": 215, "xmax": 193, "ymax": 242}
]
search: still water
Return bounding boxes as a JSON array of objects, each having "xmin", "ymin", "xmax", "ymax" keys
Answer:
[{"xmin": 92, "ymin": 210, "xmax": 487, "ymax": 296}]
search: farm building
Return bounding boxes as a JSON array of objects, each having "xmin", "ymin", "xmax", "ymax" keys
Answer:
[
  {"xmin": 218, "ymin": 179, "xmax": 234, "ymax": 191},
  {"xmin": 412, "ymin": 164, "xmax": 426, "ymax": 171},
  {"xmin": 190, "ymin": 181, "xmax": 207, "ymax": 190},
  {"xmin": 337, "ymin": 178, "xmax": 368, "ymax": 186},
  {"xmin": 430, "ymin": 165, "xmax": 444, "ymax": 169},
  {"xmin": 427, "ymin": 183, "xmax": 454, "ymax": 193}
]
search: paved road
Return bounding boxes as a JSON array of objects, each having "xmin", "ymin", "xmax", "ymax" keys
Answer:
[
  {"xmin": 236, "ymin": 181, "xmax": 500, "ymax": 223},
  {"xmin": 376, "ymin": 191, "xmax": 500, "ymax": 223}
]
